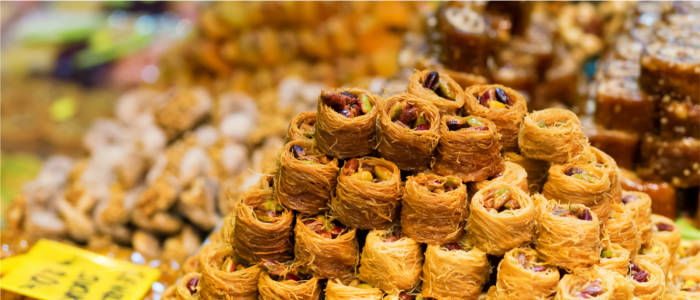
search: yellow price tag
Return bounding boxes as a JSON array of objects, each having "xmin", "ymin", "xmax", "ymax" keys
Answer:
[{"xmin": 0, "ymin": 239, "xmax": 160, "ymax": 300}]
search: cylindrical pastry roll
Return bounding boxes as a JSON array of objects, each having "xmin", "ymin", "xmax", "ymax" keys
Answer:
[
  {"xmin": 330, "ymin": 157, "xmax": 402, "ymax": 229},
  {"xmin": 503, "ymin": 151, "xmax": 549, "ymax": 193},
  {"xmin": 489, "ymin": 247, "xmax": 559, "ymax": 300},
  {"xmin": 376, "ymin": 93, "xmax": 440, "ymax": 170},
  {"xmin": 604, "ymin": 204, "xmax": 641, "ymax": 256},
  {"xmin": 407, "ymin": 70, "xmax": 466, "ymax": 114},
  {"xmin": 258, "ymin": 261, "xmax": 322, "ymax": 300},
  {"xmin": 518, "ymin": 108, "xmax": 588, "ymax": 164},
  {"xmin": 325, "ymin": 279, "xmax": 383, "ymax": 300},
  {"xmin": 622, "ymin": 191, "xmax": 653, "ymax": 244},
  {"xmin": 401, "ymin": 173, "xmax": 467, "ymax": 244},
  {"xmin": 422, "ymin": 242, "xmax": 489, "ymax": 300},
  {"xmin": 294, "ymin": 215, "xmax": 358, "ymax": 282},
  {"xmin": 467, "ymin": 183, "xmax": 535, "ymax": 255},
  {"xmin": 233, "ymin": 175, "xmax": 294, "ymax": 263},
  {"xmin": 358, "ymin": 227, "xmax": 423, "ymax": 294},
  {"xmin": 314, "ymin": 88, "xmax": 379, "ymax": 158},
  {"xmin": 433, "ymin": 115, "xmax": 504, "ymax": 182},
  {"xmin": 175, "ymin": 272, "xmax": 202, "ymax": 300},
  {"xmin": 199, "ymin": 245, "xmax": 260, "ymax": 300},
  {"xmin": 287, "ymin": 111, "xmax": 316, "ymax": 141},
  {"xmin": 535, "ymin": 194, "xmax": 601, "ymax": 271},
  {"xmin": 638, "ymin": 239, "xmax": 671, "ymax": 275},
  {"xmin": 626, "ymin": 259, "xmax": 665, "ymax": 300},
  {"xmin": 543, "ymin": 163, "xmax": 613, "ymax": 220},
  {"xmin": 650, "ymin": 214, "xmax": 682, "ymax": 257},
  {"xmin": 555, "ymin": 268, "xmax": 622, "ymax": 300},
  {"xmin": 585, "ymin": 147, "xmax": 622, "ymax": 204},
  {"xmin": 463, "ymin": 84, "xmax": 528, "ymax": 150},
  {"xmin": 276, "ymin": 140, "xmax": 339, "ymax": 214},
  {"xmin": 473, "ymin": 161, "xmax": 528, "ymax": 194},
  {"xmin": 599, "ymin": 243, "xmax": 631, "ymax": 276}
]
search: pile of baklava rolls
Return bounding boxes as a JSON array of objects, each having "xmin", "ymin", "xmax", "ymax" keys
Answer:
[{"xmin": 164, "ymin": 69, "xmax": 688, "ymax": 300}]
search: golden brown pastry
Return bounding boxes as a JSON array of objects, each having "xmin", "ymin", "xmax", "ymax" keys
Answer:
[
  {"xmin": 467, "ymin": 183, "xmax": 535, "ymax": 255},
  {"xmin": 314, "ymin": 88, "xmax": 379, "ymax": 159},
  {"xmin": 463, "ymin": 84, "xmax": 527, "ymax": 151},
  {"xmin": 488, "ymin": 247, "xmax": 559, "ymax": 300},
  {"xmin": 376, "ymin": 93, "xmax": 440, "ymax": 171},
  {"xmin": 422, "ymin": 241, "xmax": 489, "ymax": 300},
  {"xmin": 401, "ymin": 173, "xmax": 467, "ymax": 244},
  {"xmin": 287, "ymin": 111, "xmax": 316, "ymax": 141},
  {"xmin": 518, "ymin": 108, "xmax": 587, "ymax": 164},
  {"xmin": 330, "ymin": 157, "xmax": 402, "ymax": 229},
  {"xmin": 407, "ymin": 70, "xmax": 466, "ymax": 115},
  {"xmin": 324, "ymin": 279, "xmax": 383, "ymax": 300},
  {"xmin": 543, "ymin": 163, "xmax": 613, "ymax": 220},
  {"xmin": 199, "ymin": 245, "xmax": 260, "ymax": 300},
  {"xmin": 293, "ymin": 214, "xmax": 358, "ymax": 282},
  {"xmin": 358, "ymin": 227, "xmax": 423, "ymax": 294},
  {"xmin": 257, "ymin": 261, "xmax": 322, "ymax": 300},
  {"xmin": 433, "ymin": 115, "xmax": 504, "ymax": 182}
]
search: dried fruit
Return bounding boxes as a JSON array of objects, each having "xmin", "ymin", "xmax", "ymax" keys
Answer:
[
  {"xmin": 656, "ymin": 222, "xmax": 674, "ymax": 232},
  {"xmin": 423, "ymin": 71, "xmax": 440, "ymax": 90},
  {"xmin": 292, "ymin": 145, "xmax": 306, "ymax": 158},
  {"xmin": 577, "ymin": 280, "xmax": 603, "ymax": 298},
  {"xmin": 629, "ymin": 263, "xmax": 649, "ymax": 282},
  {"xmin": 494, "ymin": 88, "xmax": 510, "ymax": 105},
  {"xmin": 304, "ymin": 215, "xmax": 345, "ymax": 239},
  {"xmin": 479, "ymin": 88, "xmax": 510, "ymax": 109},
  {"xmin": 578, "ymin": 208, "xmax": 593, "ymax": 221},
  {"xmin": 321, "ymin": 90, "xmax": 371, "ymax": 118},
  {"xmin": 443, "ymin": 243, "xmax": 462, "ymax": 251},
  {"xmin": 186, "ymin": 276, "xmax": 200, "ymax": 295},
  {"xmin": 621, "ymin": 194, "xmax": 637, "ymax": 204}
]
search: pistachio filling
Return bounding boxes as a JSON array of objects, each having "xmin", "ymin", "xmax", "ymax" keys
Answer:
[
  {"xmin": 343, "ymin": 158, "xmax": 393, "ymax": 183},
  {"xmin": 347, "ymin": 279, "xmax": 374, "ymax": 289},
  {"xmin": 302, "ymin": 215, "xmax": 346, "ymax": 239},
  {"xmin": 565, "ymin": 167, "xmax": 597, "ymax": 183},
  {"xmin": 254, "ymin": 199, "xmax": 286, "ymax": 223},
  {"xmin": 389, "ymin": 102, "xmax": 430, "ymax": 130},
  {"xmin": 261, "ymin": 260, "xmax": 311, "ymax": 284},
  {"xmin": 600, "ymin": 247, "xmax": 614, "ymax": 259},
  {"xmin": 536, "ymin": 119, "xmax": 568, "ymax": 128},
  {"xmin": 423, "ymin": 71, "xmax": 456, "ymax": 100},
  {"xmin": 298, "ymin": 119, "xmax": 315, "ymax": 139},
  {"xmin": 382, "ymin": 226, "xmax": 403, "ymax": 243},
  {"xmin": 423, "ymin": 176, "xmax": 461, "ymax": 193},
  {"xmin": 552, "ymin": 205, "xmax": 593, "ymax": 221},
  {"xmin": 681, "ymin": 279, "xmax": 700, "ymax": 292},
  {"xmin": 478, "ymin": 87, "xmax": 511, "ymax": 109},
  {"xmin": 575, "ymin": 280, "xmax": 604, "ymax": 298},
  {"xmin": 220, "ymin": 256, "xmax": 246, "ymax": 272},
  {"xmin": 446, "ymin": 116, "xmax": 488, "ymax": 131},
  {"xmin": 321, "ymin": 90, "xmax": 373, "ymax": 118},
  {"xmin": 516, "ymin": 252, "xmax": 547, "ymax": 272},
  {"xmin": 484, "ymin": 187, "xmax": 520, "ymax": 213}
]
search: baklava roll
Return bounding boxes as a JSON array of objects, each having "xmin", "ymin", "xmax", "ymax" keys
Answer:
[
  {"xmin": 422, "ymin": 242, "xmax": 489, "ymax": 300},
  {"xmin": 463, "ymin": 84, "xmax": 528, "ymax": 151},
  {"xmin": 555, "ymin": 268, "xmax": 621, "ymax": 300},
  {"xmin": 489, "ymin": 247, "xmax": 560, "ymax": 300},
  {"xmin": 376, "ymin": 93, "xmax": 440, "ymax": 171},
  {"xmin": 518, "ymin": 108, "xmax": 588, "ymax": 164},
  {"xmin": 199, "ymin": 245, "xmax": 260, "ymax": 300},
  {"xmin": 467, "ymin": 183, "xmax": 535, "ymax": 255},
  {"xmin": 473, "ymin": 161, "xmax": 528, "ymax": 194},
  {"xmin": 401, "ymin": 173, "xmax": 467, "ymax": 244},
  {"xmin": 330, "ymin": 157, "xmax": 402, "ymax": 229},
  {"xmin": 233, "ymin": 176, "xmax": 294, "ymax": 263},
  {"xmin": 325, "ymin": 279, "xmax": 383, "ymax": 300},
  {"xmin": 175, "ymin": 272, "xmax": 203, "ymax": 300},
  {"xmin": 358, "ymin": 227, "xmax": 423, "ymax": 294},
  {"xmin": 543, "ymin": 163, "xmax": 613, "ymax": 220},
  {"xmin": 258, "ymin": 261, "xmax": 322, "ymax": 300},
  {"xmin": 604, "ymin": 204, "xmax": 641, "ymax": 258},
  {"xmin": 407, "ymin": 70, "xmax": 465, "ymax": 114},
  {"xmin": 503, "ymin": 151, "xmax": 549, "ymax": 193},
  {"xmin": 433, "ymin": 115, "xmax": 504, "ymax": 182},
  {"xmin": 314, "ymin": 88, "xmax": 379, "ymax": 158},
  {"xmin": 276, "ymin": 140, "xmax": 339, "ymax": 214},
  {"xmin": 599, "ymin": 243, "xmax": 631, "ymax": 276},
  {"xmin": 651, "ymin": 214, "xmax": 682, "ymax": 257},
  {"xmin": 622, "ymin": 191, "xmax": 653, "ymax": 244},
  {"xmin": 626, "ymin": 259, "xmax": 665, "ymax": 300},
  {"xmin": 535, "ymin": 195, "xmax": 601, "ymax": 271},
  {"xmin": 287, "ymin": 111, "xmax": 316, "ymax": 141},
  {"xmin": 638, "ymin": 239, "xmax": 671, "ymax": 275},
  {"xmin": 294, "ymin": 215, "xmax": 358, "ymax": 282}
]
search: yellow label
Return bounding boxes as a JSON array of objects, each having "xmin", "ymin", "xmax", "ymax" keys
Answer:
[{"xmin": 0, "ymin": 239, "xmax": 160, "ymax": 300}]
